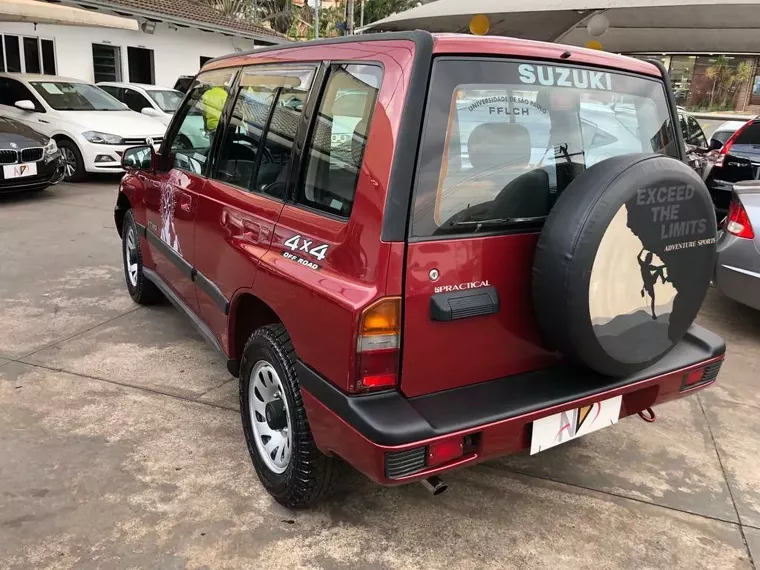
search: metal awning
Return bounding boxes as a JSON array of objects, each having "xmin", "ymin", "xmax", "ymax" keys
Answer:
[
  {"xmin": 360, "ymin": 0, "xmax": 760, "ymax": 53},
  {"xmin": 0, "ymin": 0, "xmax": 138, "ymax": 30}
]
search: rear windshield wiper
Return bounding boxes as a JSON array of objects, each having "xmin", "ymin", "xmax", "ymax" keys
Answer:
[{"xmin": 440, "ymin": 215, "xmax": 547, "ymax": 232}]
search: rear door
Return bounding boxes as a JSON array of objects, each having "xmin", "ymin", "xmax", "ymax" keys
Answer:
[
  {"xmin": 402, "ymin": 57, "xmax": 681, "ymax": 397},
  {"xmin": 193, "ymin": 64, "xmax": 316, "ymax": 345}
]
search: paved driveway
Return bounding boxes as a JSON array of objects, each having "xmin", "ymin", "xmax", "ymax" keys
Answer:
[{"xmin": 1, "ymin": 181, "xmax": 759, "ymax": 570}]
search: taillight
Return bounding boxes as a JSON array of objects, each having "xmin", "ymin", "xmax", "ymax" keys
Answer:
[
  {"xmin": 715, "ymin": 120, "xmax": 751, "ymax": 167},
  {"xmin": 427, "ymin": 436, "xmax": 464, "ymax": 467},
  {"xmin": 354, "ymin": 297, "xmax": 401, "ymax": 392},
  {"xmin": 726, "ymin": 197, "xmax": 755, "ymax": 239}
]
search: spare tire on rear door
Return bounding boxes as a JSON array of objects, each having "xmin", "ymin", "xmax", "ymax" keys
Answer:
[{"xmin": 533, "ymin": 154, "xmax": 717, "ymax": 376}]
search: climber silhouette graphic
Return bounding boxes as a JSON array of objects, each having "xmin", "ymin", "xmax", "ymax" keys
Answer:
[{"xmin": 638, "ymin": 248, "xmax": 669, "ymax": 319}]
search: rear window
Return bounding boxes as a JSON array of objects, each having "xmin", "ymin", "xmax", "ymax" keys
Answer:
[
  {"xmin": 734, "ymin": 122, "xmax": 760, "ymax": 145},
  {"xmin": 411, "ymin": 58, "xmax": 678, "ymax": 237}
]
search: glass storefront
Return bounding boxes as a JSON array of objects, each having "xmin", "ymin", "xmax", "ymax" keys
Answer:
[{"xmin": 632, "ymin": 54, "xmax": 759, "ymax": 113}]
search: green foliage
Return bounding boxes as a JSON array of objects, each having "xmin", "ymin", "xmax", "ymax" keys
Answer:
[{"xmin": 705, "ymin": 56, "xmax": 754, "ymax": 109}]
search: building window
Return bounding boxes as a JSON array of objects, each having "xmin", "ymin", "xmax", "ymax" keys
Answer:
[
  {"xmin": 23, "ymin": 37, "xmax": 40, "ymax": 74},
  {"xmin": 4, "ymin": 35, "xmax": 21, "ymax": 73},
  {"xmin": 92, "ymin": 44, "xmax": 122, "ymax": 83},
  {"xmin": 41, "ymin": 40, "xmax": 56, "ymax": 75},
  {"xmin": 128, "ymin": 46, "xmax": 154, "ymax": 84},
  {"xmin": 0, "ymin": 35, "xmax": 55, "ymax": 75}
]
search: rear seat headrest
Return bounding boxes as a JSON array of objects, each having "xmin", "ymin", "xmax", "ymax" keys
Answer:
[{"xmin": 467, "ymin": 123, "xmax": 531, "ymax": 171}]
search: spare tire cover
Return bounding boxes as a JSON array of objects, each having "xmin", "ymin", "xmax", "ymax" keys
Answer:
[{"xmin": 533, "ymin": 154, "xmax": 717, "ymax": 376}]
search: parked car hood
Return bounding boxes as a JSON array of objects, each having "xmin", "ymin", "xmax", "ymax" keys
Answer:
[
  {"xmin": 0, "ymin": 116, "xmax": 48, "ymax": 148},
  {"xmin": 55, "ymin": 110, "xmax": 167, "ymax": 137}
]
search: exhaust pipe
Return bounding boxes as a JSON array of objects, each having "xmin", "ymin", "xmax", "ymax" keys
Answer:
[{"xmin": 420, "ymin": 476, "xmax": 448, "ymax": 496}]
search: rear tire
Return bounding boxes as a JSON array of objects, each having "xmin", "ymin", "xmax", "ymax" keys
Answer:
[
  {"xmin": 240, "ymin": 324, "xmax": 342, "ymax": 508},
  {"xmin": 122, "ymin": 210, "xmax": 163, "ymax": 305}
]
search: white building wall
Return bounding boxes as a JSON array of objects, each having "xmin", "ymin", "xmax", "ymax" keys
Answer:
[{"xmin": 0, "ymin": 21, "xmax": 257, "ymax": 86}]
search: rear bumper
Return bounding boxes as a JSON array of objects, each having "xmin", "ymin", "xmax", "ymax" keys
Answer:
[
  {"xmin": 299, "ymin": 324, "xmax": 725, "ymax": 485},
  {"xmin": 715, "ymin": 233, "xmax": 760, "ymax": 310}
]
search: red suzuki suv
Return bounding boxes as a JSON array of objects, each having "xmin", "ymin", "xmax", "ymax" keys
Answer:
[{"xmin": 115, "ymin": 32, "xmax": 725, "ymax": 507}]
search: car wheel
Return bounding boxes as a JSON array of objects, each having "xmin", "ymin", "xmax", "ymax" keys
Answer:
[
  {"xmin": 122, "ymin": 210, "xmax": 163, "ymax": 305},
  {"xmin": 240, "ymin": 324, "xmax": 342, "ymax": 508},
  {"xmin": 58, "ymin": 139, "xmax": 86, "ymax": 182}
]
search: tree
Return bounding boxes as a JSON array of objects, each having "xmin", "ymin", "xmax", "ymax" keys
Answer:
[
  {"xmin": 705, "ymin": 55, "xmax": 730, "ymax": 108},
  {"xmin": 200, "ymin": 0, "xmax": 296, "ymax": 35}
]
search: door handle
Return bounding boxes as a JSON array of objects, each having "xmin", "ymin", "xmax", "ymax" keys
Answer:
[
  {"xmin": 430, "ymin": 287, "xmax": 500, "ymax": 321},
  {"xmin": 178, "ymin": 193, "xmax": 192, "ymax": 213}
]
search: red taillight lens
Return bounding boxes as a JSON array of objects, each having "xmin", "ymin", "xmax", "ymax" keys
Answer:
[
  {"xmin": 716, "ymin": 120, "xmax": 751, "ymax": 167},
  {"xmin": 427, "ymin": 436, "xmax": 464, "ymax": 467},
  {"xmin": 354, "ymin": 298, "xmax": 401, "ymax": 393},
  {"xmin": 683, "ymin": 368, "xmax": 705, "ymax": 387},
  {"xmin": 726, "ymin": 197, "xmax": 755, "ymax": 239}
]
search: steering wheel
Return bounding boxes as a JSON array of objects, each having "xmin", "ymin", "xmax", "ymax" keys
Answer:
[{"xmin": 231, "ymin": 133, "xmax": 274, "ymax": 164}]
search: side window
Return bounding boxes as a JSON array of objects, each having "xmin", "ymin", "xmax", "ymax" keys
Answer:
[
  {"xmin": 99, "ymin": 85, "xmax": 122, "ymax": 100},
  {"xmin": 686, "ymin": 116, "xmax": 707, "ymax": 148},
  {"xmin": 214, "ymin": 65, "xmax": 315, "ymax": 199},
  {"xmin": 166, "ymin": 68, "xmax": 236, "ymax": 175},
  {"xmin": 679, "ymin": 114, "xmax": 689, "ymax": 141},
  {"xmin": 123, "ymin": 88, "xmax": 151, "ymax": 112},
  {"xmin": 297, "ymin": 64, "xmax": 382, "ymax": 217},
  {"xmin": 0, "ymin": 78, "xmax": 42, "ymax": 111}
]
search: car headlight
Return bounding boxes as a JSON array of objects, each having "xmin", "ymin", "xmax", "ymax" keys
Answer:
[
  {"xmin": 44, "ymin": 138, "xmax": 58, "ymax": 159},
  {"xmin": 83, "ymin": 131, "xmax": 124, "ymax": 145}
]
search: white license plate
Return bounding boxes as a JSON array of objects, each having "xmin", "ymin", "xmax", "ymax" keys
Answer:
[
  {"xmin": 3, "ymin": 162, "xmax": 37, "ymax": 179},
  {"xmin": 530, "ymin": 395, "xmax": 622, "ymax": 455}
]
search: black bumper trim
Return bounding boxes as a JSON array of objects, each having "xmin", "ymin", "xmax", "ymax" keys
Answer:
[
  {"xmin": 297, "ymin": 324, "xmax": 725, "ymax": 446},
  {"xmin": 195, "ymin": 270, "xmax": 230, "ymax": 315},
  {"xmin": 134, "ymin": 222, "xmax": 147, "ymax": 238},
  {"xmin": 146, "ymin": 229, "xmax": 193, "ymax": 280}
]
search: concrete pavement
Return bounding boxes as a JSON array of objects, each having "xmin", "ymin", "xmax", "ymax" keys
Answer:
[{"xmin": 1, "ymin": 181, "xmax": 759, "ymax": 569}]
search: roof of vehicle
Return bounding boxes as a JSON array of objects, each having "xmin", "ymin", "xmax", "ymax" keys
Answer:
[
  {"xmin": 0, "ymin": 72, "xmax": 88, "ymax": 84},
  {"xmin": 205, "ymin": 31, "xmax": 662, "ymax": 79},
  {"xmin": 97, "ymin": 81, "xmax": 178, "ymax": 91},
  {"xmin": 715, "ymin": 119, "xmax": 755, "ymax": 132}
]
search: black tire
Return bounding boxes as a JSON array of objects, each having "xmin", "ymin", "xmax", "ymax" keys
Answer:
[
  {"xmin": 58, "ymin": 139, "xmax": 86, "ymax": 182},
  {"xmin": 121, "ymin": 210, "xmax": 163, "ymax": 305},
  {"xmin": 533, "ymin": 154, "xmax": 717, "ymax": 376},
  {"xmin": 240, "ymin": 324, "xmax": 341, "ymax": 508}
]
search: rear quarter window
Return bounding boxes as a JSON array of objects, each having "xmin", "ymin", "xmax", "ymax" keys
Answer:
[{"xmin": 411, "ymin": 58, "xmax": 678, "ymax": 238}]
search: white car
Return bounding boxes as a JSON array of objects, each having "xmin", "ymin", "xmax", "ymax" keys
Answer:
[
  {"xmin": 709, "ymin": 120, "xmax": 749, "ymax": 150},
  {"xmin": 0, "ymin": 73, "xmax": 166, "ymax": 181},
  {"xmin": 98, "ymin": 81, "xmax": 206, "ymax": 149},
  {"xmin": 97, "ymin": 82, "xmax": 183, "ymax": 127}
]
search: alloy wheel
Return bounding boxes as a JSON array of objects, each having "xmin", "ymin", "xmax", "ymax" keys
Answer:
[{"xmin": 61, "ymin": 147, "xmax": 77, "ymax": 179}]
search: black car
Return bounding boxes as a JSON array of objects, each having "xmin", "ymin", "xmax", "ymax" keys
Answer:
[
  {"xmin": 705, "ymin": 118, "xmax": 760, "ymax": 217},
  {"xmin": 0, "ymin": 116, "xmax": 64, "ymax": 193}
]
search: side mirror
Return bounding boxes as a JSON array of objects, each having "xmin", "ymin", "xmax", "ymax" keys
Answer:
[
  {"xmin": 14, "ymin": 100, "xmax": 36, "ymax": 112},
  {"xmin": 141, "ymin": 107, "xmax": 161, "ymax": 117},
  {"xmin": 122, "ymin": 145, "xmax": 155, "ymax": 171},
  {"xmin": 709, "ymin": 138, "xmax": 723, "ymax": 151}
]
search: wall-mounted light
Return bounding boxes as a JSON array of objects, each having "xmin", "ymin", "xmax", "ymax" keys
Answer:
[{"xmin": 140, "ymin": 20, "xmax": 156, "ymax": 34}]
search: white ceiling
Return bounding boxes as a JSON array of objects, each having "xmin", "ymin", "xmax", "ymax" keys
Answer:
[{"xmin": 362, "ymin": 0, "xmax": 760, "ymax": 53}]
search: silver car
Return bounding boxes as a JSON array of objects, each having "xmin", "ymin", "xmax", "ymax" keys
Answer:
[{"xmin": 714, "ymin": 181, "xmax": 760, "ymax": 310}]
